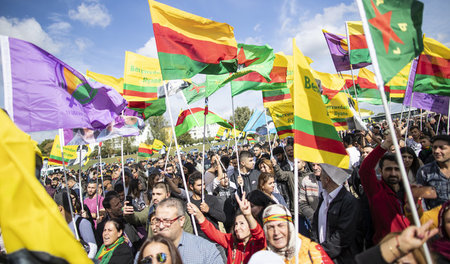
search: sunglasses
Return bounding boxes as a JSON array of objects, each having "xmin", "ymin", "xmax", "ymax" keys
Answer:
[{"xmin": 141, "ymin": 253, "xmax": 167, "ymax": 264}]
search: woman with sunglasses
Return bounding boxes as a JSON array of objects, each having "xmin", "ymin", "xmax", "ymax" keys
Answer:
[
  {"xmin": 137, "ymin": 235, "xmax": 182, "ymax": 264},
  {"xmin": 95, "ymin": 218, "xmax": 133, "ymax": 264},
  {"xmin": 187, "ymin": 192, "xmax": 266, "ymax": 264}
]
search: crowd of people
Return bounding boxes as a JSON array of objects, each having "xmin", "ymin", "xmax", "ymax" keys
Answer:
[{"xmin": 6, "ymin": 115, "xmax": 450, "ymax": 264}]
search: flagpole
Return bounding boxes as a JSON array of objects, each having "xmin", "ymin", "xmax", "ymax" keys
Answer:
[
  {"xmin": 447, "ymin": 104, "xmax": 450, "ymax": 134},
  {"xmin": 78, "ymin": 146, "xmax": 84, "ymax": 212},
  {"xmin": 231, "ymin": 95, "xmax": 243, "ymax": 194},
  {"xmin": 345, "ymin": 22, "xmax": 362, "ymax": 119},
  {"xmin": 163, "ymin": 137, "xmax": 173, "ymax": 171},
  {"xmin": 99, "ymin": 144, "xmax": 105, "ymax": 195},
  {"xmin": 58, "ymin": 129, "xmax": 80, "ymax": 241},
  {"xmin": 164, "ymin": 81, "xmax": 198, "ymax": 236},
  {"xmin": 121, "ymin": 137, "xmax": 126, "ymax": 195},
  {"xmin": 180, "ymin": 92, "xmax": 227, "ymax": 171},
  {"xmin": 201, "ymin": 97, "xmax": 208, "ymax": 202},
  {"xmin": 293, "ymin": 158, "xmax": 299, "ymax": 264},
  {"xmin": 264, "ymin": 108, "xmax": 274, "ymax": 159},
  {"xmin": 436, "ymin": 114, "xmax": 442, "ymax": 135},
  {"xmin": 405, "ymin": 93, "xmax": 414, "ymax": 140},
  {"xmin": 356, "ymin": 1, "xmax": 433, "ymax": 262}
]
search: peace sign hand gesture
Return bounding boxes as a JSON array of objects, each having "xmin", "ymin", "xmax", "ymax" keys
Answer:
[{"xmin": 235, "ymin": 192, "xmax": 251, "ymax": 216}]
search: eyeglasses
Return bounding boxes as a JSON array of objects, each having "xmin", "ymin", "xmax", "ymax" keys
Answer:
[
  {"xmin": 140, "ymin": 253, "xmax": 167, "ymax": 264},
  {"xmin": 154, "ymin": 215, "xmax": 182, "ymax": 228}
]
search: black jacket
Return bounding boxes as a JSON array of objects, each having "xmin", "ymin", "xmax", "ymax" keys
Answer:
[
  {"xmin": 229, "ymin": 168, "xmax": 260, "ymax": 196},
  {"xmin": 312, "ymin": 187, "xmax": 360, "ymax": 264}
]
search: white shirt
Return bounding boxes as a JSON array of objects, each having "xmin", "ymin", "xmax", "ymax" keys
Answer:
[{"xmin": 318, "ymin": 185, "xmax": 343, "ymax": 244}]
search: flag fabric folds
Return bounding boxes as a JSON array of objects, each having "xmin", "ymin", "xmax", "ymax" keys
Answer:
[
  {"xmin": 175, "ymin": 107, "xmax": 232, "ymax": 137},
  {"xmin": 355, "ymin": 68, "xmax": 385, "ymax": 105},
  {"xmin": 292, "ymin": 39, "xmax": 349, "ymax": 168},
  {"xmin": 347, "ymin": 21, "xmax": 372, "ymax": 65},
  {"xmin": 0, "ymin": 110, "xmax": 91, "ymax": 263},
  {"xmin": 48, "ymin": 135, "xmax": 78, "ymax": 166},
  {"xmin": 149, "ymin": 0, "xmax": 238, "ymax": 80},
  {"xmin": 138, "ymin": 143, "xmax": 153, "ymax": 157},
  {"xmin": 128, "ymin": 97, "xmax": 166, "ymax": 119},
  {"xmin": 359, "ymin": 0, "xmax": 424, "ymax": 84},
  {"xmin": 413, "ymin": 37, "xmax": 450, "ymax": 96},
  {"xmin": 267, "ymin": 102, "xmax": 294, "ymax": 139},
  {"xmin": 0, "ymin": 36, "xmax": 127, "ymax": 133},
  {"xmin": 242, "ymin": 109, "xmax": 276, "ymax": 135},
  {"xmin": 246, "ymin": 136, "xmax": 257, "ymax": 144},
  {"xmin": 232, "ymin": 53, "xmax": 289, "ymax": 97},
  {"xmin": 262, "ymin": 88, "xmax": 292, "ymax": 107},
  {"xmin": 385, "ymin": 61, "xmax": 413, "ymax": 103},
  {"xmin": 63, "ymin": 114, "xmax": 145, "ymax": 145},
  {"xmin": 322, "ymin": 29, "xmax": 370, "ymax": 72},
  {"xmin": 152, "ymin": 139, "xmax": 166, "ymax": 153},
  {"xmin": 215, "ymin": 126, "xmax": 229, "ymax": 140}
]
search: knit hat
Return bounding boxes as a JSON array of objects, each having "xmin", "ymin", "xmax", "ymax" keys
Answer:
[
  {"xmin": 320, "ymin": 163, "xmax": 350, "ymax": 186},
  {"xmin": 247, "ymin": 190, "xmax": 275, "ymax": 207},
  {"xmin": 262, "ymin": 204, "xmax": 296, "ymax": 260}
]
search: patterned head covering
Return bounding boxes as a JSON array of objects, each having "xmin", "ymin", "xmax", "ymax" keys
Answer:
[{"xmin": 262, "ymin": 204, "xmax": 296, "ymax": 259}]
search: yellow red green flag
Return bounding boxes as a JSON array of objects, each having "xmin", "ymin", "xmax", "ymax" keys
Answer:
[{"xmin": 292, "ymin": 39, "xmax": 349, "ymax": 168}]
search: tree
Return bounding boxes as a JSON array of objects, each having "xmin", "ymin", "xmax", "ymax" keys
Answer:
[
  {"xmin": 229, "ymin": 106, "xmax": 253, "ymax": 130},
  {"xmin": 178, "ymin": 132, "xmax": 194, "ymax": 145},
  {"xmin": 147, "ymin": 116, "xmax": 168, "ymax": 143},
  {"xmin": 123, "ymin": 136, "xmax": 133, "ymax": 155},
  {"xmin": 38, "ymin": 139, "xmax": 54, "ymax": 156}
]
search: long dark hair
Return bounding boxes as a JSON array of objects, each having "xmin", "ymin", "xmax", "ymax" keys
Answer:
[
  {"xmin": 137, "ymin": 235, "xmax": 183, "ymax": 264},
  {"xmin": 400, "ymin": 147, "xmax": 420, "ymax": 176}
]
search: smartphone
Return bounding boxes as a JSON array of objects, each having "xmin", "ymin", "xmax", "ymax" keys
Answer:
[{"xmin": 125, "ymin": 195, "xmax": 133, "ymax": 205}]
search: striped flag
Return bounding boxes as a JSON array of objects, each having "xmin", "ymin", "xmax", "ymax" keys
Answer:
[
  {"xmin": 247, "ymin": 136, "xmax": 257, "ymax": 144},
  {"xmin": 128, "ymin": 97, "xmax": 166, "ymax": 119},
  {"xmin": 267, "ymin": 101, "xmax": 294, "ymax": 139},
  {"xmin": 138, "ymin": 143, "xmax": 153, "ymax": 157},
  {"xmin": 152, "ymin": 139, "xmax": 166, "ymax": 153},
  {"xmin": 347, "ymin": 21, "xmax": 372, "ymax": 65},
  {"xmin": 149, "ymin": 0, "xmax": 237, "ymax": 80},
  {"xmin": 175, "ymin": 107, "xmax": 232, "ymax": 137},
  {"xmin": 262, "ymin": 88, "xmax": 292, "ymax": 107},
  {"xmin": 292, "ymin": 39, "xmax": 349, "ymax": 168},
  {"xmin": 413, "ymin": 37, "xmax": 450, "ymax": 96},
  {"xmin": 48, "ymin": 135, "xmax": 78, "ymax": 166},
  {"xmin": 385, "ymin": 61, "xmax": 413, "ymax": 103}
]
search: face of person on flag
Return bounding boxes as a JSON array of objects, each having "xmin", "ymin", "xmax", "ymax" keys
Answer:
[
  {"xmin": 103, "ymin": 220, "xmax": 123, "ymax": 247},
  {"xmin": 432, "ymin": 140, "xmax": 450, "ymax": 163},
  {"xmin": 87, "ymin": 182, "xmax": 97, "ymax": 197}
]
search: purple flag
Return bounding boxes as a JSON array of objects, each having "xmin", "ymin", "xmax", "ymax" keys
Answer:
[
  {"xmin": 1, "ymin": 36, "xmax": 127, "ymax": 132},
  {"xmin": 404, "ymin": 58, "xmax": 449, "ymax": 115},
  {"xmin": 63, "ymin": 111, "xmax": 145, "ymax": 145},
  {"xmin": 322, "ymin": 30, "xmax": 370, "ymax": 72}
]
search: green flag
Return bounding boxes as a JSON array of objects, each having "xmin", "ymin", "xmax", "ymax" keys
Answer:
[
  {"xmin": 175, "ymin": 107, "xmax": 232, "ymax": 137},
  {"xmin": 128, "ymin": 98, "xmax": 166, "ymax": 120},
  {"xmin": 360, "ymin": 0, "xmax": 423, "ymax": 84}
]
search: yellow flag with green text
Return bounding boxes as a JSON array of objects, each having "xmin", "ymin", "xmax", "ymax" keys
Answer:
[
  {"xmin": 267, "ymin": 101, "xmax": 294, "ymax": 139},
  {"xmin": 48, "ymin": 135, "xmax": 78, "ymax": 166},
  {"xmin": 292, "ymin": 39, "xmax": 349, "ymax": 168},
  {"xmin": 124, "ymin": 51, "xmax": 162, "ymax": 100}
]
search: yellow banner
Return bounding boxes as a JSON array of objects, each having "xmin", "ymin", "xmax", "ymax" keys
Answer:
[
  {"xmin": 48, "ymin": 135, "xmax": 78, "ymax": 165},
  {"xmin": 268, "ymin": 101, "xmax": 294, "ymax": 139}
]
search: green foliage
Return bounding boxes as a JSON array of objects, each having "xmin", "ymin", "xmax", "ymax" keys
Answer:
[
  {"xmin": 38, "ymin": 139, "xmax": 54, "ymax": 156},
  {"xmin": 147, "ymin": 116, "xmax": 168, "ymax": 143},
  {"xmin": 178, "ymin": 132, "xmax": 194, "ymax": 145},
  {"xmin": 229, "ymin": 106, "xmax": 253, "ymax": 130}
]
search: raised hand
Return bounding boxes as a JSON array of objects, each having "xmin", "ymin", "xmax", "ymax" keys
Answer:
[
  {"xmin": 186, "ymin": 202, "xmax": 206, "ymax": 223},
  {"xmin": 235, "ymin": 192, "xmax": 251, "ymax": 216}
]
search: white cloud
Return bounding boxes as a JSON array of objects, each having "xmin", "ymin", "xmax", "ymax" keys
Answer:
[
  {"xmin": 0, "ymin": 16, "xmax": 61, "ymax": 54},
  {"xmin": 253, "ymin": 23, "xmax": 261, "ymax": 32},
  {"xmin": 75, "ymin": 38, "xmax": 92, "ymax": 51},
  {"xmin": 136, "ymin": 37, "xmax": 158, "ymax": 58},
  {"xmin": 47, "ymin": 21, "xmax": 72, "ymax": 35},
  {"xmin": 243, "ymin": 36, "xmax": 263, "ymax": 45},
  {"xmin": 275, "ymin": 1, "xmax": 358, "ymax": 72},
  {"xmin": 68, "ymin": 2, "xmax": 111, "ymax": 28}
]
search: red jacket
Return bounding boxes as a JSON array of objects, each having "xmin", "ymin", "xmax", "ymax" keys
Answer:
[
  {"xmin": 359, "ymin": 145, "xmax": 410, "ymax": 244},
  {"xmin": 199, "ymin": 218, "xmax": 266, "ymax": 264}
]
